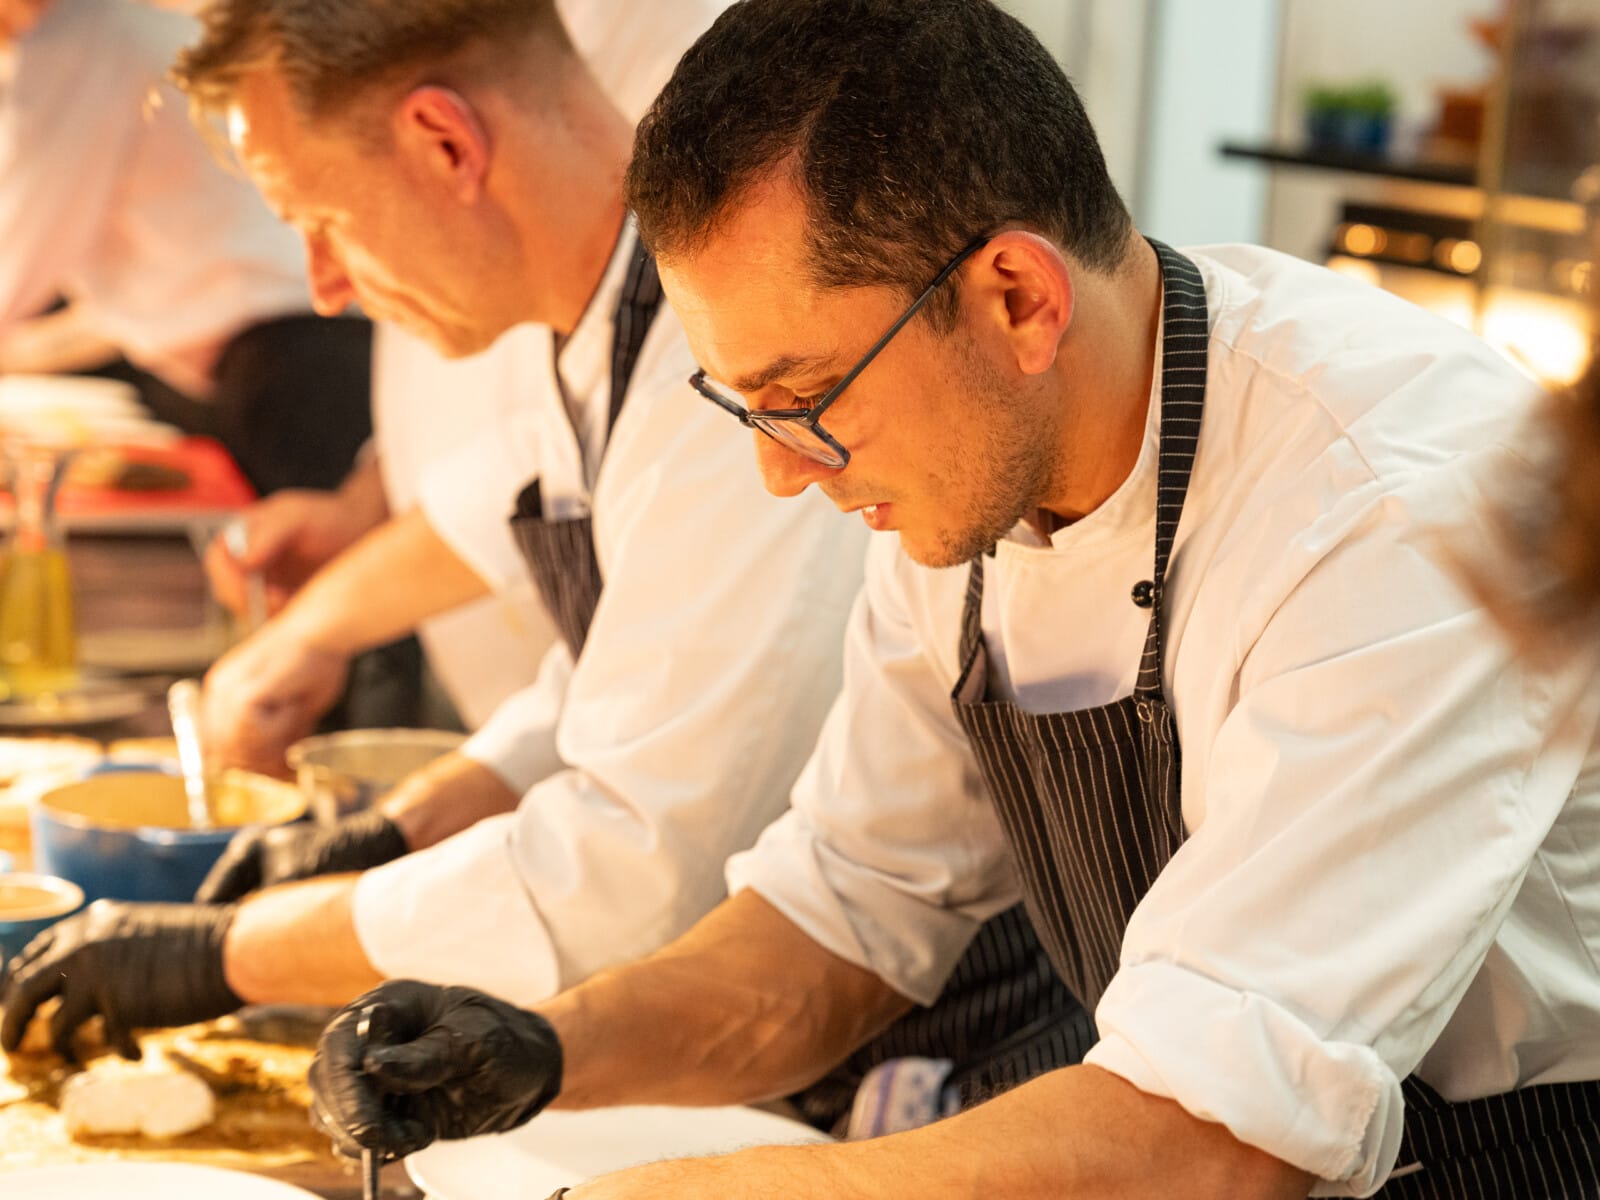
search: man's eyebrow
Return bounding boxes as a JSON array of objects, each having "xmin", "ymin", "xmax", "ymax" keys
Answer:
[{"xmin": 727, "ymin": 353, "xmax": 833, "ymax": 395}]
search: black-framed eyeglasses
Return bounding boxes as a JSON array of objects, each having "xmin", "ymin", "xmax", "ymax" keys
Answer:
[{"xmin": 690, "ymin": 234, "xmax": 992, "ymax": 469}]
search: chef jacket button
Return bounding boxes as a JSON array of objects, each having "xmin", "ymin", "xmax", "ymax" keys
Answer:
[{"xmin": 1131, "ymin": 579, "xmax": 1155, "ymax": 608}]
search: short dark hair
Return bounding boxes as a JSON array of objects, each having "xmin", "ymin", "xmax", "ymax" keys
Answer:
[
  {"xmin": 625, "ymin": 0, "xmax": 1135, "ymax": 324},
  {"xmin": 172, "ymin": 0, "xmax": 568, "ymax": 127}
]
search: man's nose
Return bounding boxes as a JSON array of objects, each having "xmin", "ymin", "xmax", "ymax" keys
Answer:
[
  {"xmin": 305, "ymin": 234, "xmax": 356, "ymax": 316},
  {"xmin": 754, "ymin": 433, "xmax": 838, "ymax": 498}
]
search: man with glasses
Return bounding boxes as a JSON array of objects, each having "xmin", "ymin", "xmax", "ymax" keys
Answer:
[
  {"xmin": 2, "ymin": 0, "xmax": 1090, "ymax": 1141},
  {"xmin": 306, "ymin": 0, "xmax": 1600, "ymax": 1196}
]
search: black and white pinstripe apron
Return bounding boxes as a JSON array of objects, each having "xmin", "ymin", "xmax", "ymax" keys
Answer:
[
  {"xmin": 508, "ymin": 233, "xmax": 665, "ymax": 658},
  {"xmin": 950, "ymin": 240, "xmax": 1600, "ymax": 1197},
  {"xmin": 506, "ymin": 234, "xmax": 1093, "ymax": 1136}
]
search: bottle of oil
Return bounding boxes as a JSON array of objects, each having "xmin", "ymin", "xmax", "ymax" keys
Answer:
[{"xmin": 0, "ymin": 442, "xmax": 78, "ymax": 700}]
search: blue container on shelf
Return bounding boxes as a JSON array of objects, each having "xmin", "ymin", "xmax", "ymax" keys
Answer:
[{"xmin": 29, "ymin": 762, "xmax": 304, "ymax": 904}]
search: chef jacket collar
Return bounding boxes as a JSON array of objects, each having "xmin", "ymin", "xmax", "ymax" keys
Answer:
[{"xmin": 552, "ymin": 212, "xmax": 644, "ymax": 410}]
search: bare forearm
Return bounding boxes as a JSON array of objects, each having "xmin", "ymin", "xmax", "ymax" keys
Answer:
[
  {"xmin": 576, "ymin": 1064, "xmax": 1312, "ymax": 1200},
  {"xmin": 223, "ymin": 875, "xmax": 383, "ymax": 1006},
  {"xmin": 540, "ymin": 889, "xmax": 912, "ymax": 1110},
  {"xmin": 279, "ymin": 508, "xmax": 489, "ymax": 656},
  {"xmin": 336, "ymin": 453, "xmax": 390, "ymax": 531},
  {"xmin": 381, "ymin": 754, "xmax": 521, "ymax": 850}
]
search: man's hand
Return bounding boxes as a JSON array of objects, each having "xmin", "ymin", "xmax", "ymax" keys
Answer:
[
  {"xmin": 0, "ymin": 902, "xmax": 240, "ymax": 1061},
  {"xmin": 195, "ymin": 809, "xmax": 410, "ymax": 903},
  {"xmin": 202, "ymin": 621, "xmax": 350, "ymax": 775},
  {"xmin": 205, "ymin": 489, "xmax": 379, "ymax": 620},
  {"xmin": 309, "ymin": 981, "xmax": 562, "ymax": 1161}
]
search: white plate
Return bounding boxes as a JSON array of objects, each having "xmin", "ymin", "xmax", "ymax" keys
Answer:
[
  {"xmin": 1, "ymin": 1162, "xmax": 322, "ymax": 1199},
  {"xmin": 0, "ymin": 375, "xmax": 146, "ymax": 421},
  {"xmin": 406, "ymin": 1105, "xmax": 831, "ymax": 1199},
  {"xmin": 0, "ymin": 678, "xmax": 157, "ymax": 729}
]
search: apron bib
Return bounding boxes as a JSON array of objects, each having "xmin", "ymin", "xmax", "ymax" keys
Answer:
[
  {"xmin": 950, "ymin": 240, "xmax": 1600, "ymax": 1196},
  {"xmin": 509, "ymin": 234, "xmax": 666, "ymax": 657}
]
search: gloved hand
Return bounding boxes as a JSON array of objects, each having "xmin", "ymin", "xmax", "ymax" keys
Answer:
[
  {"xmin": 309, "ymin": 980, "xmax": 562, "ymax": 1161},
  {"xmin": 195, "ymin": 808, "xmax": 410, "ymax": 903},
  {"xmin": 0, "ymin": 901, "xmax": 241, "ymax": 1061}
]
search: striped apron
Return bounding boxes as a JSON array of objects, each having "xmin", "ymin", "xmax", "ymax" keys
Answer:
[
  {"xmin": 508, "ymin": 236, "xmax": 1093, "ymax": 1137},
  {"xmin": 949, "ymin": 240, "xmax": 1600, "ymax": 1196},
  {"xmin": 508, "ymin": 234, "xmax": 666, "ymax": 658}
]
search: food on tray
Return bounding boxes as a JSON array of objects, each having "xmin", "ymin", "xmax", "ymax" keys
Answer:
[
  {"xmin": 59, "ymin": 1053, "xmax": 216, "ymax": 1139},
  {"xmin": 0, "ymin": 1008, "xmax": 335, "ymax": 1173}
]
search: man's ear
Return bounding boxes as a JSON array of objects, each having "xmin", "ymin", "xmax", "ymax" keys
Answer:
[
  {"xmin": 394, "ymin": 85, "xmax": 490, "ymax": 203},
  {"xmin": 969, "ymin": 231, "xmax": 1075, "ymax": 377}
]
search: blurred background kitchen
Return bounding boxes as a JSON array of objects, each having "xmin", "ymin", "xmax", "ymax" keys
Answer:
[
  {"xmin": 3, "ymin": 0, "xmax": 1595, "ymax": 757},
  {"xmin": 1012, "ymin": 0, "xmax": 1598, "ymax": 384}
]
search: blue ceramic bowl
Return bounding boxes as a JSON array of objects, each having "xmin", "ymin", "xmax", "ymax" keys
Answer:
[
  {"xmin": 0, "ymin": 872, "xmax": 85, "ymax": 968},
  {"xmin": 29, "ymin": 763, "xmax": 304, "ymax": 904}
]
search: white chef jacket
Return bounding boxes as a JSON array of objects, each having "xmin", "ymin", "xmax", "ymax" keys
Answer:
[
  {"xmin": 0, "ymin": 0, "xmax": 307, "ymax": 397},
  {"xmin": 370, "ymin": 323, "xmax": 558, "ymax": 728},
  {"xmin": 352, "ymin": 225, "xmax": 868, "ymax": 1002},
  {"xmin": 362, "ymin": 0, "xmax": 730, "ymax": 725},
  {"xmin": 726, "ymin": 244, "xmax": 1600, "ymax": 1196},
  {"xmin": 556, "ymin": 0, "xmax": 733, "ymax": 126}
]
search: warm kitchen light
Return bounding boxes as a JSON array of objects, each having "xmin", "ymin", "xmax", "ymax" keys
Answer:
[
  {"xmin": 1435, "ymin": 238, "xmax": 1483, "ymax": 274},
  {"xmin": 1340, "ymin": 223, "xmax": 1384, "ymax": 257},
  {"xmin": 1480, "ymin": 290, "xmax": 1591, "ymax": 385},
  {"xmin": 1326, "ymin": 254, "xmax": 1384, "ymax": 286}
]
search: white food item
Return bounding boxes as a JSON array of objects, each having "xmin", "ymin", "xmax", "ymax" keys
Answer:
[{"xmin": 59, "ymin": 1055, "xmax": 216, "ymax": 1139}]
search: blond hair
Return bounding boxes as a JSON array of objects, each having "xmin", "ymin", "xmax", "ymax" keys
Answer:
[{"xmin": 172, "ymin": 0, "xmax": 569, "ymax": 126}]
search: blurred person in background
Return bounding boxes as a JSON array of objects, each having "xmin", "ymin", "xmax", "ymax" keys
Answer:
[
  {"xmin": 1472, "ymin": 178, "xmax": 1600, "ymax": 639},
  {"xmin": 0, "ymin": 0, "xmax": 370, "ymax": 494}
]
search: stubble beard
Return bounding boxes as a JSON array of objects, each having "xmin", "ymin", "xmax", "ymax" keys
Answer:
[{"xmin": 909, "ymin": 349, "xmax": 1058, "ymax": 570}]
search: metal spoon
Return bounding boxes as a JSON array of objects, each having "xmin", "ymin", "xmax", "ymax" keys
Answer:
[
  {"xmin": 357, "ymin": 1004, "xmax": 382, "ymax": 1200},
  {"xmin": 166, "ymin": 678, "xmax": 212, "ymax": 830},
  {"xmin": 224, "ymin": 519, "xmax": 269, "ymax": 635}
]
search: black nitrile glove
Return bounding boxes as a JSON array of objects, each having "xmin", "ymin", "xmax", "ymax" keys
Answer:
[
  {"xmin": 0, "ymin": 901, "xmax": 241, "ymax": 1061},
  {"xmin": 309, "ymin": 980, "xmax": 562, "ymax": 1161},
  {"xmin": 195, "ymin": 808, "xmax": 409, "ymax": 903}
]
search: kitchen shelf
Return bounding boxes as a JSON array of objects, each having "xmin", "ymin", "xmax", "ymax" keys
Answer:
[
  {"xmin": 1219, "ymin": 139, "xmax": 1588, "ymax": 235},
  {"xmin": 1219, "ymin": 140, "xmax": 1477, "ymax": 188}
]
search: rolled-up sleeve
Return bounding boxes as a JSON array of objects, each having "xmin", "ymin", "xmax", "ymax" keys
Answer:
[
  {"xmin": 1086, "ymin": 457, "xmax": 1600, "ymax": 1194},
  {"xmin": 727, "ymin": 537, "xmax": 1023, "ymax": 1004},
  {"xmin": 459, "ymin": 651, "xmax": 569, "ymax": 795}
]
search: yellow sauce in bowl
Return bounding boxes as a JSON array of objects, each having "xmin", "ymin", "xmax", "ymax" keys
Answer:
[
  {"xmin": 0, "ymin": 881, "xmax": 73, "ymax": 919},
  {"xmin": 39, "ymin": 771, "xmax": 304, "ymax": 831}
]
